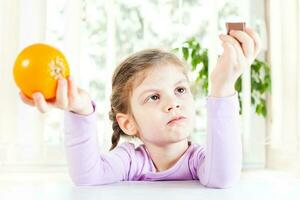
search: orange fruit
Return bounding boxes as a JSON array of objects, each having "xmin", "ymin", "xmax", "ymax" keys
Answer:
[{"xmin": 13, "ymin": 43, "xmax": 70, "ymax": 100}]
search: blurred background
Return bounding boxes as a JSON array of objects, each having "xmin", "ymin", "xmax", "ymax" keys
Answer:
[{"xmin": 0, "ymin": 0, "xmax": 299, "ymax": 183}]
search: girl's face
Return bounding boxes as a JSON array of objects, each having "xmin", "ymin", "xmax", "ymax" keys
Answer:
[{"xmin": 130, "ymin": 64, "xmax": 196, "ymax": 146}]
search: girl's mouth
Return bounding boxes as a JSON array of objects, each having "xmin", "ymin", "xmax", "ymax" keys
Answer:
[{"xmin": 167, "ymin": 116, "xmax": 186, "ymax": 126}]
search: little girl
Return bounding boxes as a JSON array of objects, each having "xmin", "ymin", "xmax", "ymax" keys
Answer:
[{"xmin": 20, "ymin": 27, "xmax": 261, "ymax": 188}]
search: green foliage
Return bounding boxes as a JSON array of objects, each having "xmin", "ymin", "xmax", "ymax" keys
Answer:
[
  {"xmin": 173, "ymin": 37, "xmax": 209, "ymax": 96},
  {"xmin": 175, "ymin": 37, "xmax": 271, "ymax": 118}
]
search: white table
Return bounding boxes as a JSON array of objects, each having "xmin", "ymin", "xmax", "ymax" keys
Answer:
[{"xmin": 0, "ymin": 170, "xmax": 299, "ymax": 200}]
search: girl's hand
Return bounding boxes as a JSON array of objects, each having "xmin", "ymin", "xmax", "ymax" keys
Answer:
[
  {"xmin": 19, "ymin": 76, "xmax": 94, "ymax": 115},
  {"xmin": 210, "ymin": 27, "xmax": 261, "ymax": 97}
]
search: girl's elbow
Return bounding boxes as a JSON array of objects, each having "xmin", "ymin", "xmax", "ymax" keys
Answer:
[
  {"xmin": 202, "ymin": 171, "xmax": 241, "ymax": 189},
  {"xmin": 72, "ymin": 178, "xmax": 103, "ymax": 186},
  {"xmin": 71, "ymin": 176, "xmax": 93, "ymax": 186},
  {"xmin": 202, "ymin": 179, "xmax": 238, "ymax": 189},
  {"xmin": 208, "ymin": 178, "xmax": 239, "ymax": 189},
  {"xmin": 71, "ymin": 174, "xmax": 119, "ymax": 186}
]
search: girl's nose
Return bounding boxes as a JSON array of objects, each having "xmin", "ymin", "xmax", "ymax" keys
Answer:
[
  {"xmin": 167, "ymin": 104, "xmax": 180, "ymax": 112},
  {"xmin": 165, "ymin": 101, "xmax": 181, "ymax": 112}
]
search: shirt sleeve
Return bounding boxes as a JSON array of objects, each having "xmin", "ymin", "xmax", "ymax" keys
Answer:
[
  {"xmin": 63, "ymin": 102, "xmax": 135, "ymax": 186},
  {"xmin": 196, "ymin": 92, "xmax": 242, "ymax": 188}
]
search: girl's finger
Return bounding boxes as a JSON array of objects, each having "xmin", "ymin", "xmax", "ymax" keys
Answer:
[
  {"xmin": 221, "ymin": 41, "xmax": 237, "ymax": 64},
  {"xmin": 56, "ymin": 78, "xmax": 69, "ymax": 109},
  {"xmin": 245, "ymin": 27, "xmax": 262, "ymax": 57},
  {"xmin": 220, "ymin": 34, "xmax": 244, "ymax": 64},
  {"xmin": 229, "ymin": 30, "xmax": 254, "ymax": 58},
  {"xmin": 32, "ymin": 92, "xmax": 50, "ymax": 113},
  {"xmin": 19, "ymin": 91, "xmax": 35, "ymax": 106},
  {"xmin": 67, "ymin": 76, "xmax": 78, "ymax": 99}
]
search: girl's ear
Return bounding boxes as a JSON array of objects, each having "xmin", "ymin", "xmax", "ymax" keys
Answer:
[{"xmin": 116, "ymin": 113, "xmax": 138, "ymax": 136}]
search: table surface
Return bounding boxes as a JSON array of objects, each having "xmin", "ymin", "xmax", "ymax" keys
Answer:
[{"xmin": 0, "ymin": 170, "xmax": 300, "ymax": 200}]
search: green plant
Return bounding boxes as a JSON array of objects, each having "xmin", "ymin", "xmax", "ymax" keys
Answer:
[{"xmin": 174, "ymin": 37, "xmax": 271, "ymax": 117}]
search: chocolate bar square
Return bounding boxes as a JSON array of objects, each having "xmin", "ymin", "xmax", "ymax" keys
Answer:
[{"xmin": 226, "ymin": 22, "xmax": 246, "ymax": 35}]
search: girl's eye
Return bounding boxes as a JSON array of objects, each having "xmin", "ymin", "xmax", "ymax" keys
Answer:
[
  {"xmin": 176, "ymin": 87, "xmax": 186, "ymax": 94},
  {"xmin": 146, "ymin": 94, "xmax": 160, "ymax": 102}
]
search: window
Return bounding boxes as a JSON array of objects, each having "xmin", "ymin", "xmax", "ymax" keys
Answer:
[{"xmin": 1, "ymin": 0, "xmax": 262, "ymax": 170}]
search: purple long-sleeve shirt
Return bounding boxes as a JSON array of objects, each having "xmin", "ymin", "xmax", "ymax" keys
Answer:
[{"xmin": 64, "ymin": 93, "xmax": 242, "ymax": 188}]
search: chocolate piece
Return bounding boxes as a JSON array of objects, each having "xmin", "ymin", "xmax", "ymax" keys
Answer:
[{"xmin": 226, "ymin": 22, "xmax": 246, "ymax": 35}]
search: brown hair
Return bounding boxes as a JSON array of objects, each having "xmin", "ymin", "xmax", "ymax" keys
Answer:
[{"xmin": 109, "ymin": 49, "xmax": 188, "ymax": 150}]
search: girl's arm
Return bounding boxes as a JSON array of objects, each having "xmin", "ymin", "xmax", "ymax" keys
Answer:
[
  {"xmin": 197, "ymin": 27, "xmax": 261, "ymax": 188},
  {"xmin": 19, "ymin": 76, "xmax": 134, "ymax": 185},
  {"xmin": 197, "ymin": 93, "xmax": 242, "ymax": 188},
  {"xmin": 64, "ymin": 106, "xmax": 136, "ymax": 186}
]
